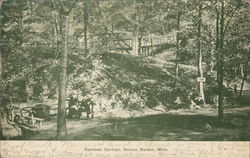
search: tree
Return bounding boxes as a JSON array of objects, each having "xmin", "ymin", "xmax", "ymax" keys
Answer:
[
  {"xmin": 238, "ymin": 49, "xmax": 250, "ymax": 99},
  {"xmin": 197, "ymin": 0, "xmax": 205, "ymax": 104},
  {"xmin": 51, "ymin": 0, "xmax": 70, "ymax": 139},
  {"xmin": 168, "ymin": 0, "xmax": 190, "ymax": 78},
  {"xmin": 175, "ymin": 10, "xmax": 181, "ymax": 78},
  {"xmin": 214, "ymin": 0, "xmax": 243, "ymax": 119},
  {"xmin": 83, "ymin": 0, "xmax": 88, "ymax": 54},
  {"xmin": 0, "ymin": 0, "xmax": 3, "ymax": 139},
  {"xmin": 56, "ymin": 12, "xmax": 68, "ymax": 139},
  {"xmin": 53, "ymin": 0, "xmax": 81, "ymax": 139}
]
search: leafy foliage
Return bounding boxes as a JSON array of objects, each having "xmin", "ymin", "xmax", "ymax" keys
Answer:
[{"xmin": 1, "ymin": 0, "xmax": 249, "ymax": 115}]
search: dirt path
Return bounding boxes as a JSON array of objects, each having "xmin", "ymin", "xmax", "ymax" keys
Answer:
[{"xmin": 11, "ymin": 106, "xmax": 249, "ymax": 141}]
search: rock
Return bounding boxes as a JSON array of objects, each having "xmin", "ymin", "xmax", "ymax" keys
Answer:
[
  {"xmin": 204, "ymin": 123, "xmax": 212, "ymax": 131},
  {"xmin": 230, "ymin": 118, "xmax": 245, "ymax": 127}
]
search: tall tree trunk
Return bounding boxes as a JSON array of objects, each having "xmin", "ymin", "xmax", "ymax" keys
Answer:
[
  {"xmin": 51, "ymin": 10, "xmax": 61, "ymax": 59},
  {"xmin": 0, "ymin": 0, "xmax": 3, "ymax": 139},
  {"xmin": 197, "ymin": 1, "xmax": 205, "ymax": 104},
  {"xmin": 218, "ymin": 0, "xmax": 225, "ymax": 119},
  {"xmin": 83, "ymin": 1, "xmax": 88, "ymax": 54},
  {"xmin": 215, "ymin": 7, "xmax": 220, "ymax": 108},
  {"xmin": 239, "ymin": 69, "xmax": 247, "ymax": 100},
  {"xmin": 132, "ymin": 26, "xmax": 139, "ymax": 56},
  {"xmin": 239, "ymin": 54, "xmax": 249, "ymax": 99},
  {"xmin": 175, "ymin": 11, "xmax": 181, "ymax": 78},
  {"xmin": 234, "ymin": 60, "xmax": 237, "ymax": 94},
  {"xmin": 56, "ymin": 14, "xmax": 68, "ymax": 139}
]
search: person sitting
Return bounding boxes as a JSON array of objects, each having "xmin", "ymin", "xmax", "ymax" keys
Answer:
[
  {"xmin": 189, "ymin": 90, "xmax": 203, "ymax": 109},
  {"xmin": 79, "ymin": 98, "xmax": 94, "ymax": 119},
  {"xmin": 67, "ymin": 97, "xmax": 80, "ymax": 119},
  {"xmin": 195, "ymin": 96, "xmax": 204, "ymax": 105},
  {"xmin": 190, "ymin": 99, "xmax": 201, "ymax": 110}
]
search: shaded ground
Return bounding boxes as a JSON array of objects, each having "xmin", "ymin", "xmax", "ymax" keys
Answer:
[{"xmin": 9, "ymin": 106, "xmax": 250, "ymax": 141}]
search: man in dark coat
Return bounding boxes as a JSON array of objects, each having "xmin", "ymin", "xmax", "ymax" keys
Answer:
[
  {"xmin": 79, "ymin": 98, "xmax": 94, "ymax": 119},
  {"xmin": 67, "ymin": 97, "xmax": 80, "ymax": 119}
]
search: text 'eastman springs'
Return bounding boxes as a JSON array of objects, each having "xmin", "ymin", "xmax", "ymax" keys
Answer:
[{"xmin": 84, "ymin": 147, "xmax": 168, "ymax": 152}]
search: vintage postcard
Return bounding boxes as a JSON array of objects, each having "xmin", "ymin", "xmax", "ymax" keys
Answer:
[{"xmin": 0, "ymin": 0, "xmax": 249, "ymax": 157}]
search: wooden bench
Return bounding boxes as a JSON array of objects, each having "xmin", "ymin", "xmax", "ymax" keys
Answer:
[
  {"xmin": 23, "ymin": 115, "xmax": 44, "ymax": 128},
  {"xmin": 7, "ymin": 105, "xmax": 44, "ymax": 129},
  {"xmin": 9, "ymin": 105, "xmax": 34, "ymax": 120}
]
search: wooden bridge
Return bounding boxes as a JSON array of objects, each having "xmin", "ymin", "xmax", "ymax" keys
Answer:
[{"xmin": 108, "ymin": 38, "xmax": 175, "ymax": 56}]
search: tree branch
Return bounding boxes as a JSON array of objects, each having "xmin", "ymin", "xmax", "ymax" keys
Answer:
[
  {"xmin": 65, "ymin": 0, "xmax": 81, "ymax": 15},
  {"xmin": 224, "ymin": 4, "xmax": 240, "ymax": 34}
]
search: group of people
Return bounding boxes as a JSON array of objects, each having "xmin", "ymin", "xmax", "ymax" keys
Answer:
[{"xmin": 67, "ymin": 96, "xmax": 94, "ymax": 119}]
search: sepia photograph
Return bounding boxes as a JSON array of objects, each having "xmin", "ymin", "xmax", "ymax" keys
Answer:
[{"xmin": 0, "ymin": 0, "xmax": 250, "ymax": 146}]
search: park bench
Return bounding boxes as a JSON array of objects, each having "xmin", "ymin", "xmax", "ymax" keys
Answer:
[
  {"xmin": 8, "ymin": 105, "xmax": 44, "ymax": 128},
  {"xmin": 14, "ymin": 114, "xmax": 44, "ymax": 128},
  {"xmin": 23, "ymin": 115, "xmax": 44, "ymax": 127}
]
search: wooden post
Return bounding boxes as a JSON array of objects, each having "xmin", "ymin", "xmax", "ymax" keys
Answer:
[
  {"xmin": 39, "ymin": 120, "xmax": 42, "ymax": 127},
  {"xmin": 91, "ymin": 104, "xmax": 94, "ymax": 119},
  {"xmin": 11, "ymin": 109, "xmax": 15, "ymax": 122},
  {"xmin": 20, "ymin": 107, "xmax": 22, "ymax": 117},
  {"xmin": 150, "ymin": 38, "xmax": 153, "ymax": 56},
  {"xmin": 31, "ymin": 113, "xmax": 34, "ymax": 127}
]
